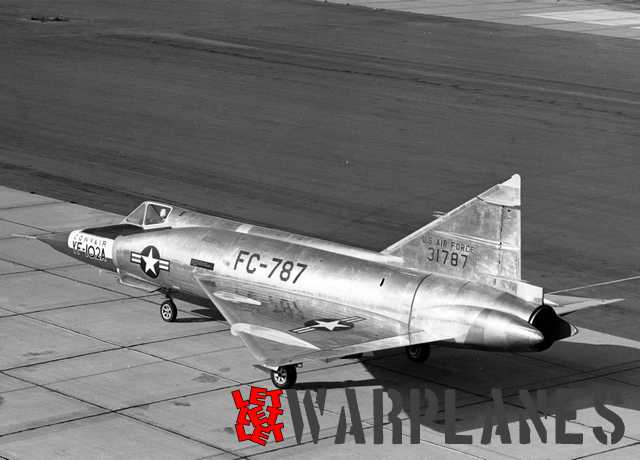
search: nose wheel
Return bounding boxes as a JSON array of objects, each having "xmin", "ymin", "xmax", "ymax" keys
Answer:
[
  {"xmin": 160, "ymin": 298, "xmax": 177, "ymax": 322},
  {"xmin": 405, "ymin": 344, "xmax": 431, "ymax": 362},
  {"xmin": 270, "ymin": 365, "xmax": 297, "ymax": 389}
]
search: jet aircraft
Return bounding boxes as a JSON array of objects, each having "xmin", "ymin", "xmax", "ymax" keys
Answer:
[{"xmin": 34, "ymin": 175, "xmax": 619, "ymax": 388}]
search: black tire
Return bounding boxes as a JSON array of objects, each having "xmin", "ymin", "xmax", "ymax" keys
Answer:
[
  {"xmin": 405, "ymin": 344, "xmax": 430, "ymax": 363},
  {"xmin": 270, "ymin": 365, "xmax": 297, "ymax": 389},
  {"xmin": 160, "ymin": 299, "xmax": 177, "ymax": 322}
]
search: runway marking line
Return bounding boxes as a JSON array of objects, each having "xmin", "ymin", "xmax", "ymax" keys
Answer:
[{"xmin": 549, "ymin": 275, "xmax": 640, "ymax": 294}]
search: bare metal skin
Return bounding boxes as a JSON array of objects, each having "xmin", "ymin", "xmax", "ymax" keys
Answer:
[{"xmin": 37, "ymin": 175, "xmax": 618, "ymax": 388}]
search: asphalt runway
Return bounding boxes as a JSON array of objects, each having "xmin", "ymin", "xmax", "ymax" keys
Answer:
[{"xmin": 2, "ymin": 0, "xmax": 640, "ymax": 458}]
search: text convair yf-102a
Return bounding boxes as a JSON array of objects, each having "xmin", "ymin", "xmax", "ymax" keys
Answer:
[{"xmin": 34, "ymin": 175, "xmax": 619, "ymax": 388}]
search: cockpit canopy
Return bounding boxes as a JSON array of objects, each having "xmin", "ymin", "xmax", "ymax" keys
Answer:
[{"xmin": 124, "ymin": 202, "xmax": 173, "ymax": 228}]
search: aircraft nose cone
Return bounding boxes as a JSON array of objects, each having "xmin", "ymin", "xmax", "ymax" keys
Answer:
[{"xmin": 37, "ymin": 231, "xmax": 71, "ymax": 254}]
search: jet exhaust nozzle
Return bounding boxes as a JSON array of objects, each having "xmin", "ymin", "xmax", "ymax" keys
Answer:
[{"xmin": 529, "ymin": 305, "xmax": 576, "ymax": 351}]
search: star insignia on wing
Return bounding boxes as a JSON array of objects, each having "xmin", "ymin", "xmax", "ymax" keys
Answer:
[{"xmin": 290, "ymin": 317, "xmax": 366, "ymax": 334}]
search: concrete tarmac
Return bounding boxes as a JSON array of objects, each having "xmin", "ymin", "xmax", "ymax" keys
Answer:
[
  {"xmin": 325, "ymin": 0, "xmax": 640, "ymax": 40},
  {"xmin": 3, "ymin": 186, "xmax": 640, "ymax": 459},
  {"xmin": 2, "ymin": 0, "xmax": 640, "ymax": 458}
]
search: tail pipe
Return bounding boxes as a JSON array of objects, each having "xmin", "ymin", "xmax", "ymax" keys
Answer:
[{"xmin": 528, "ymin": 305, "xmax": 577, "ymax": 351}]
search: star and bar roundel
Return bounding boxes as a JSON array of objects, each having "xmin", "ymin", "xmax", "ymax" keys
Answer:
[
  {"xmin": 130, "ymin": 245, "xmax": 170, "ymax": 278},
  {"xmin": 290, "ymin": 316, "xmax": 365, "ymax": 334}
]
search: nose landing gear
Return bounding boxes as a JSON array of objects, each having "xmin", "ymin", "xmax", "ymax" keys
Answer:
[{"xmin": 160, "ymin": 298, "xmax": 177, "ymax": 322}]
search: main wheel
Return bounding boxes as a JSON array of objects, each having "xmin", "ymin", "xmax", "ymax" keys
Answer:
[
  {"xmin": 405, "ymin": 344, "xmax": 430, "ymax": 363},
  {"xmin": 160, "ymin": 299, "xmax": 177, "ymax": 322},
  {"xmin": 270, "ymin": 365, "xmax": 297, "ymax": 389}
]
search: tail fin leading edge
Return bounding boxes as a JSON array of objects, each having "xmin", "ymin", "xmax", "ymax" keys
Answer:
[{"xmin": 383, "ymin": 174, "xmax": 533, "ymax": 298}]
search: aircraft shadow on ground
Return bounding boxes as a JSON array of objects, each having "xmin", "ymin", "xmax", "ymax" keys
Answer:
[
  {"xmin": 175, "ymin": 294, "xmax": 226, "ymax": 321},
  {"xmin": 174, "ymin": 316, "xmax": 214, "ymax": 323},
  {"xmin": 298, "ymin": 340, "xmax": 640, "ymax": 435},
  {"xmin": 181, "ymin": 298, "xmax": 640, "ymax": 435}
]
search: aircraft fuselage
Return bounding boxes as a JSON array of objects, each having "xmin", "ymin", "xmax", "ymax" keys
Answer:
[{"xmin": 45, "ymin": 217, "xmax": 556, "ymax": 353}]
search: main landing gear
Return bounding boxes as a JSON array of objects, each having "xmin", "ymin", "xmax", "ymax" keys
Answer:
[
  {"xmin": 405, "ymin": 344, "xmax": 431, "ymax": 363},
  {"xmin": 160, "ymin": 297, "xmax": 177, "ymax": 322},
  {"xmin": 270, "ymin": 365, "xmax": 298, "ymax": 389}
]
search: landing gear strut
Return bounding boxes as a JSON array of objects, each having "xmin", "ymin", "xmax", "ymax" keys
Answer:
[
  {"xmin": 405, "ymin": 344, "xmax": 431, "ymax": 363},
  {"xmin": 270, "ymin": 365, "xmax": 297, "ymax": 389},
  {"xmin": 160, "ymin": 298, "xmax": 177, "ymax": 322}
]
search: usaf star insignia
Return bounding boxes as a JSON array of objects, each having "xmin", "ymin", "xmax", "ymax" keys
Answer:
[
  {"xmin": 130, "ymin": 245, "xmax": 170, "ymax": 278},
  {"xmin": 290, "ymin": 317, "xmax": 365, "ymax": 334}
]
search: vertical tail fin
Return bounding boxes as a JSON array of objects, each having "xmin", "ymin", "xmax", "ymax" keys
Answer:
[{"xmin": 383, "ymin": 175, "xmax": 532, "ymax": 297}]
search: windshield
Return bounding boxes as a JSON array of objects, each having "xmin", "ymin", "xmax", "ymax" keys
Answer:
[
  {"xmin": 144, "ymin": 204, "xmax": 172, "ymax": 225},
  {"xmin": 124, "ymin": 203, "xmax": 146, "ymax": 225},
  {"xmin": 124, "ymin": 202, "xmax": 172, "ymax": 226}
]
